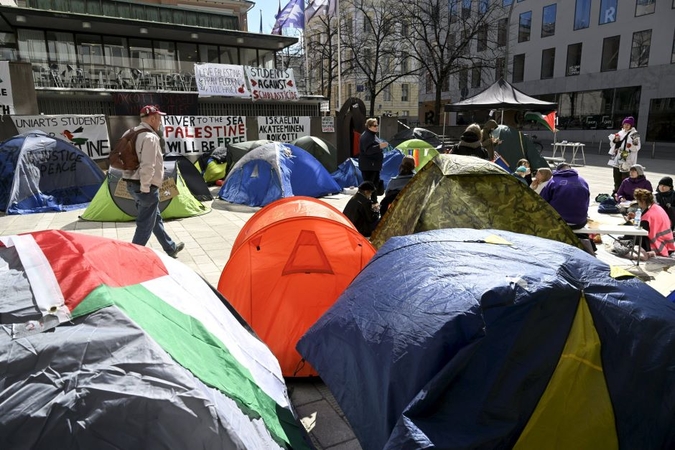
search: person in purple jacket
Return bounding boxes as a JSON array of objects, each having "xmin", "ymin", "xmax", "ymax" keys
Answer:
[
  {"xmin": 541, "ymin": 163, "xmax": 590, "ymax": 229},
  {"xmin": 615, "ymin": 164, "xmax": 653, "ymax": 202}
]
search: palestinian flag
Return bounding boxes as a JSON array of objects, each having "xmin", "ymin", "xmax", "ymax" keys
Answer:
[
  {"xmin": 524, "ymin": 111, "xmax": 557, "ymax": 132},
  {"xmin": 0, "ymin": 230, "xmax": 310, "ymax": 449}
]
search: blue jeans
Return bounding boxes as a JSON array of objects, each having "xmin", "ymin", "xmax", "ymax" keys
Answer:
[{"xmin": 127, "ymin": 183, "xmax": 176, "ymax": 254}]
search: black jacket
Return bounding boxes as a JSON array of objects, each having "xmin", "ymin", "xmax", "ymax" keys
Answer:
[
  {"xmin": 359, "ymin": 129, "xmax": 384, "ymax": 171},
  {"xmin": 452, "ymin": 143, "xmax": 489, "ymax": 160},
  {"xmin": 656, "ymin": 190, "xmax": 675, "ymax": 230},
  {"xmin": 343, "ymin": 192, "xmax": 379, "ymax": 237}
]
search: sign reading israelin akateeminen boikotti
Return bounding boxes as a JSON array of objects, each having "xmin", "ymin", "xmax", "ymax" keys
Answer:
[
  {"xmin": 162, "ymin": 115, "xmax": 247, "ymax": 155},
  {"xmin": 12, "ymin": 115, "xmax": 111, "ymax": 160},
  {"xmin": 257, "ymin": 116, "xmax": 310, "ymax": 141}
]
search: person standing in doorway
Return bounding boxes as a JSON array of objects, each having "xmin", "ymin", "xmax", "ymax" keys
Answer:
[
  {"xmin": 359, "ymin": 118, "xmax": 388, "ymax": 203},
  {"xmin": 123, "ymin": 105, "xmax": 184, "ymax": 258}
]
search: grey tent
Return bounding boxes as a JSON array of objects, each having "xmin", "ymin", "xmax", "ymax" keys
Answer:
[{"xmin": 444, "ymin": 78, "xmax": 557, "ymax": 112}]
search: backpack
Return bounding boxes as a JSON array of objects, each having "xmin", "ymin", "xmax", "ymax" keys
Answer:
[
  {"xmin": 598, "ymin": 198, "xmax": 620, "ymax": 214},
  {"xmin": 109, "ymin": 129, "xmax": 151, "ymax": 170}
]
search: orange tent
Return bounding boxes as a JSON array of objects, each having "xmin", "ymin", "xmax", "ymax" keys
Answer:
[{"xmin": 218, "ymin": 197, "xmax": 376, "ymax": 377}]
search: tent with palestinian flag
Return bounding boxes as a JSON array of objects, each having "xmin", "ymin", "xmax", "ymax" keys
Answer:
[{"xmin": 0, "ymin": 230, "xmax": 310, "ymax": 449}]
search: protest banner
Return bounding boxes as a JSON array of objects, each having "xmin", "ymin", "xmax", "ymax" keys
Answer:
[
  {"xmin": 0, "ymin": 61, "xmax": 15, "ymax": 115},
  {"xmin": 12, "ymin": 115, "xmax": 111, "ymax": 160},
  {"xmin": 321, "ymin": 116, "xmax": 335, "ymax": 133},
  {"xmin": 194, "ymin": 63, "xmax": 250, "ymax": 98},
  {"xmin": 162, "ymin": 115, "xmax": 247, "ymax": 155},
  {"xmin": 257, "ymin": 116, "xmax": 310, "ymax": 141},
  {"xmin": 245, "ymin": 67, "xmax": 299, "ymax": 101}
]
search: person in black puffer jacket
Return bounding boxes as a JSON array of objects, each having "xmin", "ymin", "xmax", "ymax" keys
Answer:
[
  {"xmin": 656, "ymin": 176, "xmax": 675, "ymax": 230},
  {"xmin": 451, "ymin": 123, "xmax": 489, "ymax": 160}
]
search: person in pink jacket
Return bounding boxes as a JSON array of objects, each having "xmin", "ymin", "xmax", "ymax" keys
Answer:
[
  {"xmin": 633, "ymin": 188, "xmax": 675, "ymax": 259},
  {"xmin": 123, "ymin": 105, "xmax": 184, "ymax": 258}
]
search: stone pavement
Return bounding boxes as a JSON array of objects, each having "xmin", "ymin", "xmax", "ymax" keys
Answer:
[{"xmin": 1, "ymin": 148, "xmax": 674, "ymax": 449}]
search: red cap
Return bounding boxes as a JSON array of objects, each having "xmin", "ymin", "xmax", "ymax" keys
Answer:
[{"xmin": 140, "ymin": 105, "xmax": 166, "ymax": 117}]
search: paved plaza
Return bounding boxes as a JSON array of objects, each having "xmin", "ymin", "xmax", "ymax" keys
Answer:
[{"xmin": 1, "ymin": 148, "xmax": 675, "ymax": 449}]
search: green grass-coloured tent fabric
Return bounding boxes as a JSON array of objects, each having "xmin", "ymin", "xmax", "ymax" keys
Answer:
[
  {"xmin": 395, "ymin": 139, "xmax": 439, "ymax": 170},
  {"xmin": 371, "ymin": 154, "xmax": 584, "ymax": 250},
  {"xmin": 291, "ymin": 136, "xmax": 338, "ymax": 173}
]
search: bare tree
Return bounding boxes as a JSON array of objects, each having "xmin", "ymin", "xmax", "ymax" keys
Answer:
[
  {"xmin": 340, "ymin": 0, "xmax": 419, "ymax": 116},
  {"xmin": 305, "ymin": 14, "xmax": 340, "ymax": 100},
  {"xmin": 396, "ymin": 0, "xmax": 505, "ymax": 125}
]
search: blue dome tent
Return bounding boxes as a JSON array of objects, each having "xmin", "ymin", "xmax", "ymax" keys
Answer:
[
  {"xmin": 218, "ymin": 142, "xmax": 341, "ymax": 207},
  {"xmin": 0, "ymin": 131, "xmax": 105, "ymax": 214}
]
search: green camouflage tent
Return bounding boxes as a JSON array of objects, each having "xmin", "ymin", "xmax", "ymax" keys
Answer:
[
  {"xmin": 80, "ymin": 163, "xmax": 210, "ymax": 222},
  {"xmin": 371, "ymin": 154, "xmax": 584, "ymax": 250}
]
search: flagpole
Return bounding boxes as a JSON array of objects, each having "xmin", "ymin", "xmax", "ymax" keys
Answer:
[
  {"xmin": 303, "ymin": 27, "xmax": 310, "ymax": 94},
  {"xmin": 337, "ymin": 0, "xmax": 342, "ymax": 111}
]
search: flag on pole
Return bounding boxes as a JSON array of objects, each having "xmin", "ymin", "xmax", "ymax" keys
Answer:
[
  {"xmin": 272, "ymin": 0, "xmax": 305, "ymax": 35},
  {"xmin": 305, "ymin": 0, "xmax": 337, "ymax": 25},
  {"xmin": 524, "ymin": 111, "xmax": 558, "ymax": 133},
  {"xmin": 259, "ymin": 9, "xmax": 263, "ymax": 33}
]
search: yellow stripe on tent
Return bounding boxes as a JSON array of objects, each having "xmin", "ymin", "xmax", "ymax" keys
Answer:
[{"xmin": 514, "ymin": 294, "xmax": 618, "ymax": 450}]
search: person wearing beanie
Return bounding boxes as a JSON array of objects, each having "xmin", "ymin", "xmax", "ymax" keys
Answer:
[
  {"xmin": 615, "ymin": 164, "xmax": 652, "ymax": 202},
  {"xmin": 608, "ymin": 115, "xmax": 641, "ymax": 192},
  {"xmin": 380, "ymin": 156, "xmax": 416, "ymax": 216},
  {"xmin": 452, "ymin": 123, "xmax": 489, "ymax": 159},
  {"xmin": 343, "ymin": 181, "xmax": 380, "ymax": 237},
  {"xmin": 656, "ymin": 176, "xmax": 675, "ymax": 230}
]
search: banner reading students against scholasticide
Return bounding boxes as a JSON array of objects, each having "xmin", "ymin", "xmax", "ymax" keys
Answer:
[
  {"xmin": 257, "ymin": 116, "xmax": 310, "ymax": 141},
  {"xmin": 194, "ymin": 63, "xmax": 250, "ymax": 98},
  {"xmin": 162, "ymin": 115, "xmax": 247, "ymax": 155},
  {"xmin": 0, "ymin": 61, "xmax": 15, "ymax": 115},
  {"xmin": 245, "ymin": 67, "xmax": 299, "ymax": 101},
  {"xmin": 12, "ymin": 115, "xmax": 110, "ymax": 160}
]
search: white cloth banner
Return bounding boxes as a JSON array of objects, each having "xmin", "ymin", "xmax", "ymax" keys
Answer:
[
  {"xmin": 12, "ymin": 115, "xmax": 111, "ymax": 160},
  {"xmin": 257, "ymin": 116, "xmax": 310, "ymax": 141},
  {"xmin": 162, "ymin": 116, "xmax": 247, "ymax": 155},
  {"xmin": 245, "ymin": 67, "xmax": 299, "ymax": 101},
  {"xmin": 194, "ymin": 63, "xmax": 250, "ymax": 98},
  {"xmin": 0, "ymin": 61, "xmax": 15, "ymax": 115}
]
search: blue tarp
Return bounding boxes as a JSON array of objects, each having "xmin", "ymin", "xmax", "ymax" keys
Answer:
[
  {"xmin": 331, "ymin": 150, "xmax": 404, "ymax": 190},
  {"xmin": 298, "ymin": 228, "xmax": 675, "ymax": 450},
  {"xmin": 218, "ymin": 142, "xmax": 341, "ymax": 207},
  {"xmin": 0, "ymin": 132, "xmax": 105, "ymax": 214}
]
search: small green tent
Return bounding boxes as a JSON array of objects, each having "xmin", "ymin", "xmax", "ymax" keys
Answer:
[
  {"xmin": 371, "ymin": 154, "xmax": 584, "ymax": 250},
  {"xmin": 80, "ymin": 162, "xmax": 210, "ymax": 222},
  {"xmin": 395, "ymin": 139, "xmax": 439, "ymax": 170},
  {"xmin": 291, "ymin": 136, "xmax": 338, "ymax": 173}
]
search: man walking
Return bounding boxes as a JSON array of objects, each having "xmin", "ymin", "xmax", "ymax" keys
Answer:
[{"xmin": 123, "ymin": 105, "xmax": 184, "ymax": 257}]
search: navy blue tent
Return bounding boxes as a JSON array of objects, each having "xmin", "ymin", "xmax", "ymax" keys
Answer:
[
  {"xmin": 298, "ymin": 228, "xmax": 675, "ymax": 450},
  {"xmin": 0, "ymin": 132, "xmax": 104, "ymax": 214},
  {"xmin": 331, "ymin": 150, "xmax": 404, "ymax": 190},
  {"xmin": 218, "ymin": 142, "xmax": 341, "ymax": 207}
]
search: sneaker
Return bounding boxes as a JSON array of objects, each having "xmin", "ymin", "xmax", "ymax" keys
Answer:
[{"xmin": 168, "ymin": 242, "xmax": 184, "ymax": 258}]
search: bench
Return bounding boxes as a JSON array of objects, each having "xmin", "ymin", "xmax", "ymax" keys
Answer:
[
  {"xmin": 543, "ymin": 156, "xmax": 566, "ymax": 169},
  {"xmin": 573, "ymin": 226, "xmax": 648, "ymax": 266}
]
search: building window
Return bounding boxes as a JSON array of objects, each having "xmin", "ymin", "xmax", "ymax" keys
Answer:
[
  {"xmin": 518, "ymin": 11, "xmax": 532, "ymax": 43},
  {"xmin": 401, "ymin": 22, "xmax": 408, "ymax": 37},
  {"xmin": 635, "ymin": 0, "xmax": 655, "ymax": 16},
  {"xmin": 541, "ymin": 48, "xmax": 555, "ymax": 79},
  {"xmin": 542, "ymin": 4, "xmax": 556, "ymax": 37},
  {"xmin": 443, "ymin": 74, "xmax": 450, "ymax": 92},
  {"xmin": 497, "ymin": 18, "xmax": 508, "ymax": 47},
  {"xmin": 672, "ymin": 30, "xmax": 675, "ymax": 63},
  {"xmin": 459, "ymin": 68, "xmax": 468, "ymax": 97},
  {"xmin": 566, "ymin": 43, "xmax": 582, "ymax": 76},
  {"xmin": 401, "ymin": 83, "xmax": 409, "ymax": 101},
  {"xmin": 599, "ymin": 0, "xmax": 618, "ymax": 24},
  {"xmin": 496, "ymin": 57, "xmax": 505, "ymax": 80},
  {"xmin": 479, "ymin": 0, "xmax": 488, "ymax": 14},
  {"xmin": 426, "ymin": 73, "xmax": 433, "ymax": 93},
  {"xmin": 503, "ymin": 0, "xmax": 513, "ymax": 5},
  {"xmin": 630, "ymin": 30, "xmax": 651, "ymax": 68},
  {"xmin": 512, "ymin": 54, "xmax": 525, "ymax": 83},
  {"xmin": 400, "ymin": 52, "xmax": 409, "ymax": 72},
  {"xmin": 462, "ymin": 0, "xmax": 472, "ymax": 19},
  {"xmin": 471, "ymin": 66, "xmax": 481, "ymax": 88},
  {"xmin": 574, "ymin": 0, "xmax": 591, "ymax": 30},
  {"xmin": 601, "ymin": 35, "xmax": 620, "ymax": 72},
  {"xmin": 646, "ymin": 97, "xmax": 675, "ymax": 142},
  {"xmin": 401, "ymin": 110, "xmax": 409, "ymax": 117},
  {"xmin": 383, "ymin": 85, "xmax": 391, "ymax": 101},
  {"xmin": 477, "ymin": 25, "xmax": 488, "ymax": 52},
  {"xmin": 450, "ymin": 0, "xmax": 460, "ymax": 24}
]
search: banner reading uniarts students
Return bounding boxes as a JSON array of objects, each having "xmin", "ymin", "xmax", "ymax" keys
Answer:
[
  {"xmin": 162, "ymin": 115, "xmax": 247, "ymax": 155},
  {"xmin": 257, "ymin": 116, "xmax": 310, "ymax": 141},
  {"xmin": 0, "ymin": 61, "xmax": 14, "ymax": 115},
  {"xmin": 245, "ymin": 67, "xmax": 299, "ymax": 101},
  {"xmin": 12, "ymin": 115, "xmax": 110, "ymax": 160},
  {"xmin": 194, "ymin": 63, "xmax": 250, "ymax": 98}
]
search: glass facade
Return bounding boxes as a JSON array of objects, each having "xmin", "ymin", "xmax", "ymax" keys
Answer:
[
  {"xmin": 574, "ymin": 0, "xmax": 591, "ymax": 30},
  {"xmin": 557, "ymin": 86, "xmax": 640, "ymax": 130},
  {"xmin": 542, "ymin": 4, "xmax": 556, "ymax": 38},
  {"xmin": 647, "ymin": 97, "xmax": 675, "ymax": 142},
  {"xmin": 513, "ymin": 53, "xmax": 525, "ymax": 83},
  {"xmin": 635, "ymin": 0, "xmax": 655, "ymax": 17},
  {"xmin": 601, "ymin": 35, "xmax": 620, "ymax": 72},
  {"xmin": 630, "ymin": 30, "xmax": 652, "ymax": 68},
  {"xmin": 599, "ymin": 0, "xmax": 618, "ymax": 24},
  {"xmin": 518, "ymin": 11, "xmax": 532, "ymax": 43},
  {"xmin": 566, "ymin": 43, "xmax": 582, "ymax": 76},
  {"xmin": 541, "ymin": 48, "xmax": 555, "ymax": 79}
]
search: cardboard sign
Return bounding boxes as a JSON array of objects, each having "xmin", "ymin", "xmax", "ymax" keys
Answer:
[
  {"xmin": 194, "ymin": 63, "xmax": 250, "ymax": 98},
  {"xmin": 321, "ymin": 116, "xmax": 335, "ymax": 133},
  {"xmin": 115, "ymin": 178, "xmax": 178, "ymax": 202},
  {"xmin": 257, "ymin": 116, "xmax": 310, "ymax": 141},
  {"xmin": 12, "ymin": 115, "xmax": 111, "ymax": 160},
  {"xmin": 162, "ymin": 115, "xmax": 247, "ymax": 155},
  {"xmin": 0, "ymin": 61, "xmax": 14, "ymax": 115},
  {"xmin": 245, "ymin": 66, "xmax": 299, "ymax": 101}
]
